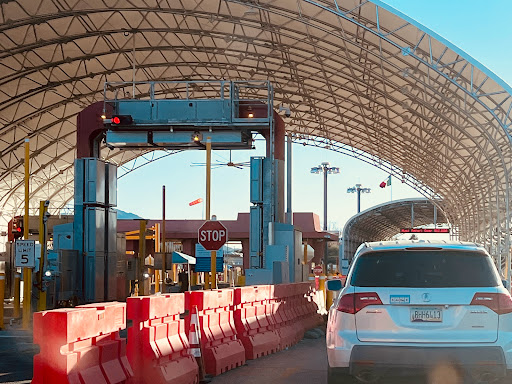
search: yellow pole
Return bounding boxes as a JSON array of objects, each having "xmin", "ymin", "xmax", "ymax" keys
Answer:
[
  {"xmin": 154, "ymin": 223, "xmax": 160, "ymax": 293},
  {"xmin": 162, "ymin": 186, "xmax": 168, "ymax": 293},
  {"xmin": 211, "ymin": 250, "xmax": 217, "ymax": 289},
  {"xmin": 22, "ymin": 138, "xmax": 31, "ymax": 330},
  {"xmin": 204, "ymin": 273, "xmax": 210, "ymax": 290},
  {"xmin": 319, "ymin": 274, "xmax": 327, "ymax": 309},
  {"xmin": 326, "ymin": 273, "xmax": 334, "ymax": 308},
  {"xmin": 14, "ymin": 273, "xmax": 20, "ymax": 318},
  {"xmin": 0, "ymin": 271, "xmax": 4, "ymax": 330},
  {"xmin": 138, "ymin": 220, "xmax": 147, "ymax": 296},
  {"xmin": 37, "ymin": 201, "xmax": 47, "ymax": 311},
  {"xmin": 205, "ymin": 137, "xmax": 212, "ymax": 289},
  {"xmin": 206, "ymin": 137, "xmax": 211, "ymax": 226}
]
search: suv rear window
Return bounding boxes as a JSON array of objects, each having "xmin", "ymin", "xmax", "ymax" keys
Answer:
[{"xmin": 351, "ymin": 250, "xmax": 500, "ymax": 287}]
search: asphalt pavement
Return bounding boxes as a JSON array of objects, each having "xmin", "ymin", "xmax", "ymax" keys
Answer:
[
  {"xmin": 0, "ymin": 327, "xmax": 328, "ymax": 384},
  {"xmin": 212, "ymin": 332, "xmax": 328, "ymax": 384},
  {"xmin": 0, "ymin": 329, "xmax": 36, "ymax": 384}
]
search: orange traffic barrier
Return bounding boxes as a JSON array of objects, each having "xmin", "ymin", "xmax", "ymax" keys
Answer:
[
  {"xmin": 78, "ymin": 302, "xmax": 134, "ymax": 382},
  {"xmin": 126, "ymin": 294, "xmax": 198, "ymax": 384},
  {"xmin": 32, "ymin": 302, "xmax": 131, "ymax": 384},
  {"xmin": 234, "ymin": 285, "xmax": 279, "ymax": 359},
  {"xmin": 188, "ymin": 289, "xmax": 246, "ymax": 376},
  {"xmin": 272, "ymin": 284, "xmax": 302, "ymax": 349},
  {"xmin": 271, "ymin": 282, "xmax": 323, "ymax": 350}
]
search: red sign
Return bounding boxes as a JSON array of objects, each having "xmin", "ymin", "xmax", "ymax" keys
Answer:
[
  {"xmin": 313, "ymin": 265, "xmax": 323, "ymax": 276},
  {"xmin": 400, "ymin": 228, "xmax": 450, "ymax": 234},
  {"xmin": 198, "ymin": 220, "xmax": 228, "ymax": 251}
]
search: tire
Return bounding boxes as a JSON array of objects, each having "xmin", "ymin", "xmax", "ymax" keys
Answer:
[{"xmin": 328, "ymin": 366, "xmax": 356, "ymax": 384}]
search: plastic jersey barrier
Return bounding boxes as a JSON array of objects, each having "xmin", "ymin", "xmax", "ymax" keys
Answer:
[
  {"xmin": 126, "ymin": 294, "xmax": 198, "ymax": 384},
  {"xmin": 32, "ymin": 301, "xmax": 132, "ymax": 384},
  {"xmin": 272, "ymin": 284, "xmax": 301, "ymax": 349},
  {"xmin": 187, "ymin": 289, "xmax": 246, "ymax": 376},
  {"xmin": 271, "ymin": 282, "xmax": 323, "ymax": 350},
  {"xmin": 234, "ymin": 285, "xmax": 280, "ymax": 359},
  {"xmin": 290, "ymin": 282, "xmax": 324, "ymax": 333}
]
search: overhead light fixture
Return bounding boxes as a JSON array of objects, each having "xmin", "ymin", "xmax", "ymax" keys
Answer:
[
  {"xmin": 248, "ymin": 113, "xmax": 254, "ymax": 118},
  {"xmin": 192, "ymin": 131, "xmax": 203, "ymax": 142}
]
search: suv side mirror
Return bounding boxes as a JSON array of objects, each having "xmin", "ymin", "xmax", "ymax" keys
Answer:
[
  {"xmin": 327, "ymin": 279, "xmax": 343, "ymax": 291},
  {"xmin": 503, "ymin": 280, "xmax": 509, "ymax": 289}
]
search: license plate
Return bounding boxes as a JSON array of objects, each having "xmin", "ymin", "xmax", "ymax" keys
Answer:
[{"xmin": 410, "ymin": 307, "xmax": 443, "ymax": 322}]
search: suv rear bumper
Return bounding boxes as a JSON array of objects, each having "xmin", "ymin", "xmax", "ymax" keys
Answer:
[{"xmin": 349, "ymin": 345, "xmax": 507, "ymax": 378}]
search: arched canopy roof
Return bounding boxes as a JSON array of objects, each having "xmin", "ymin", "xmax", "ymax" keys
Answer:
[
  {"xmin": 342, "ymin": 198, "xmax": 449, "ymax": 260},
  {"xmin": 1, "ymin": 0, "xmax": 511, "ymax": 260}
]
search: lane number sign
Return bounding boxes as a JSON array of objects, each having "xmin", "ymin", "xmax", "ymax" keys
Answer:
[{"xmin": 15, "ymin": 239, "xmax": 36, "ymax": 268}]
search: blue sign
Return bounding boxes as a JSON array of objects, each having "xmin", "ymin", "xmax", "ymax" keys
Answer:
[{"xmin": 195, "ymin": 244, "xmax": 224, "ymax": 272}]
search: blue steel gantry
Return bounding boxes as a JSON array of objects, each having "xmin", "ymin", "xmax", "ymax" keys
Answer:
[{"xmin": 61, "ymin": 80, "xmax": 300, "ymax": 302}]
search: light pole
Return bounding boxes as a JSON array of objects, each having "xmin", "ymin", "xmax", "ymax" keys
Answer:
[
  {"xmin": 347, "ymin": 184, "xmax": 371, "ymax": 213},
  {"xmin": 311, "ymin": 162, "xmax": 340, "ymax": 270}
]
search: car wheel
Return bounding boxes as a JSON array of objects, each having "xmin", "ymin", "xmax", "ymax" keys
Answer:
[{"xmin": 328, "ymin": 366, "xmax": 356, "ymax": 384}]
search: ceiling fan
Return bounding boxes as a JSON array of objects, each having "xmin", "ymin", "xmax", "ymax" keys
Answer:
[{"xmin": 191, "ymin": 151, "xmax": 250, "ymax": 170}]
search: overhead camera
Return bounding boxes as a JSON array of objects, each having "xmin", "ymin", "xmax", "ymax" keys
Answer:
[{"xmin": 279, "ymin": 105, "xmax": 291, "ymax": 118}]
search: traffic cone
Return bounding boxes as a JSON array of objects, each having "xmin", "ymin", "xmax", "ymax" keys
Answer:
[
  {"xmin": 189, "ymin": 306, "xmax": 209, "ymax": 383},
  {"xmin": 189, "ymin": 307, "xmax": 201, "ymax": 358}
]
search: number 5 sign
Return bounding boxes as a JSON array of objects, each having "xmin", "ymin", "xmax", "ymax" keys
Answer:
[{"xmin": 15, "ymin": 240, "xmax": 36, "ymax": 268}]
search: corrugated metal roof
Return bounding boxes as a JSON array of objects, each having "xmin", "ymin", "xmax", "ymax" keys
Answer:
[{"xmin": 0, "ymin": 0, "xmax": 510, "ymax": 268}]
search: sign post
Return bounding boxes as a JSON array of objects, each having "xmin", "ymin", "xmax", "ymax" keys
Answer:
[
  {"xmin": 198, "ymin": 220, "xmax": 228, "ymax": 289},
  {"xmin": 205, "ymin": 137, "xmax": 212, "ymax": 289},
  {"xmin": 23, "ymin": 138, "xmax": 31, "ymax": 329}
]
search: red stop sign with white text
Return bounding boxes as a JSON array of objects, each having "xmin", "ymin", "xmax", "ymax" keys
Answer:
[{"xmin": 198, "ymin": 220, "xmax": 228, "ymax": 251}]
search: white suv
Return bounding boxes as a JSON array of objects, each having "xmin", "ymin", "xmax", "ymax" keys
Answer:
[{"xmin": 326, "ymin": 241, "xmax": 512, "ymax": 383}]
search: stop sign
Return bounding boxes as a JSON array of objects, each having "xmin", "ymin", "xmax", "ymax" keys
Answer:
[
  {"xmin": 313, "ymin": 265, "xmax": 323, "ymax": 276},
  {"xmin": 198, "ymin": 220, "xmax": 228, "ymax": 251}
]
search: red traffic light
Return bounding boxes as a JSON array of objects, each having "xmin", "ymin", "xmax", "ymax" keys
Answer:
[
  {"xmin": 11, "ymin": 217, "xmax": 24, "ymax": 239},
  {"xmin": 111, "ymin": 115, "xmax": 133, "ymax": 125}
]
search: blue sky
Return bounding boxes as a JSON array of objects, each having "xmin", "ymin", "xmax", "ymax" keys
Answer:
[{"xmin": 117, "ymin": 1, "xmax": 512, "ymax": 233}]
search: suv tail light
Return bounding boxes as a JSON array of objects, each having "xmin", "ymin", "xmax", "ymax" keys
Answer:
[
  {"xmin": 336, "ymin": 292, "xmax": 382, "ymax": 314},
  {"xmin": 471, "ymin": 293, "xmax": 512, "ymax": 315}
]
